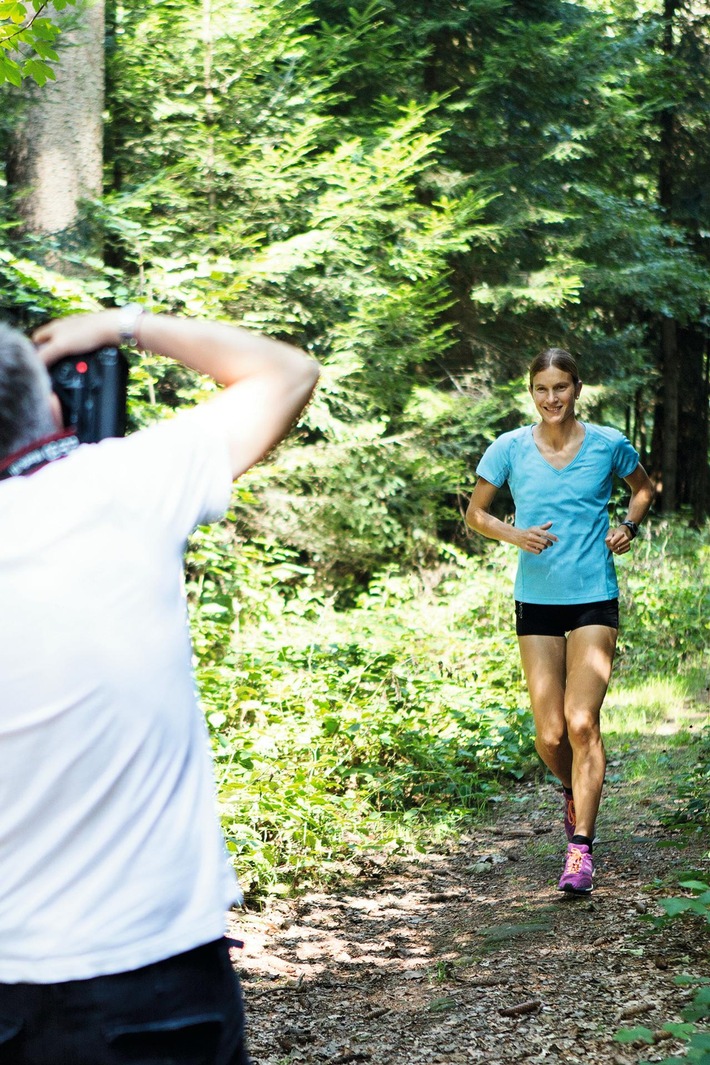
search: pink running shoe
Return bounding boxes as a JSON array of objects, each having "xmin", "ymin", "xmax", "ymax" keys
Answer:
[
  {"xmin": 558, "ymin": 843, "xmax": 593, "ymax": 894},
  {"xmin": 563, "ymin": 791, "xmax": 576, "ymax": 841}
]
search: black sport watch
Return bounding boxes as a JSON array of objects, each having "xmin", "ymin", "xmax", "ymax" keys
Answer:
[{"xmin": 620, "ymin": 520, "xmax": 639, "ymax": 539}]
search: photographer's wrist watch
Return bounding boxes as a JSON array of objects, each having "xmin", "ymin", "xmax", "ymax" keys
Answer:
[{"xmin": 118, "ymin": 303, "xmax": 145, "ymax": 350}]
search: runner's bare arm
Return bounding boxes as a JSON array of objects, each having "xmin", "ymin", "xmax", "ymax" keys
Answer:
[
  {"xmin": 605, "ymin": 463, "xmax": 654, "ymax": 555},
  {"xmin": 466, "ymin": 478, "xmax": 558, "ymax": 555}
]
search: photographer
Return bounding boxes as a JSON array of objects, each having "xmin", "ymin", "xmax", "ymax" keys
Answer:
[{"xmin": 0, "ymin": 308, "xmax": 319, "ymax": 1064}]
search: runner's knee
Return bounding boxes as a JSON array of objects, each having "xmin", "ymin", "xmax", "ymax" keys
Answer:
[
  {"xmin": 535, "ymin": 725, "xmax": 567, "ymax": 759},
  {"xmin": 565, "ymin": 711, "xmax": 601, "ymax": 750}
]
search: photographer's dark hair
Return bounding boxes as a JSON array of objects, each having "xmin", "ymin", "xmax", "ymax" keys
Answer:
[
  {"xmin": 0, "ymin": 324, "xmax": 56, "ymax": 460},
  {"xmin": 529, "ymin": 347, "xmax": 581, "ymax": 388}
]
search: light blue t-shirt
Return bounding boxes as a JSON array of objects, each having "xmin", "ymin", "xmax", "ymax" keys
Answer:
[{"xmin": 476, "ymin": 423, "xmax": 640, "ymax": 605}]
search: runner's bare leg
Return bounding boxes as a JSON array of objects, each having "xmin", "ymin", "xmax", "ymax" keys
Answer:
[
  {"xmin": 518, "ymin": 635, "xmax": 572, "ymax": 789},
  {"xmin": 563, "ymin": 625, "xmax": 616, "ymax": 838}
]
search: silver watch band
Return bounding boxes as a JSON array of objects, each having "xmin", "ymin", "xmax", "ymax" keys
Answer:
[{"xmin": 118, "ymin": 303, "xmax": 145, "ymax": 349}]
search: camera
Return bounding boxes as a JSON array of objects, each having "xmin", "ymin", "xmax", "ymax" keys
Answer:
[{"xmin": 49, "ymin": 347, "xmax": 129, "ymax": 444}]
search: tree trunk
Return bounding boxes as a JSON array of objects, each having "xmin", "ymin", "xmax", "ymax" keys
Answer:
[
  {"xmin": 657, "ymin": 0, "xmax": 679, "ymax": 513},
  {"xmin": 698, "ymin": 339, "xmax": 710, "ymax": 522},
  {"xmin": 677, "ymin": 327, "xmax": 710, "ymax": 522},
  {"xmin": 203, "ymin": 0, "xmax": 217, "ymax": 221},
  {"xmin": 633, "ymin": 387, "xmax": 649, "ymax": 466},
  {"xmin": 7, "ymin": 0, "xmax": 105, "ymax": 257},
  {"xmin": 660, "ymin": 316, "xmax": 679, "ymax": 512}
]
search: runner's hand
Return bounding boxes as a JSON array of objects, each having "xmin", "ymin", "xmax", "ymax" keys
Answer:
[
  {"xmin": 517, "ymin": 522, "xmax": 558, "ymax": 555},
  {"xmin": 605, "ymin": 526, "xmax": 632, "ymax": 555}
]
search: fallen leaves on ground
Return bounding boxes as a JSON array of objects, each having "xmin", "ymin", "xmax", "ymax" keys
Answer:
[{"xmin": 230, "ymin": 780, "xmax": 709, "ymax": 1065}]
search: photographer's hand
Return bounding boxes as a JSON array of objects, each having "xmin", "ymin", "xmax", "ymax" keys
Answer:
[
  {"xmin": 32, "ymin": 309, "xmax": 319, "ymax": 481},
  {"xmin": 32, "ymin": 310, "xmax": 124, "ymax": 366}
]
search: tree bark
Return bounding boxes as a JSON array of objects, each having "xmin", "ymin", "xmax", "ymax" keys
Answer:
[
  {"xmin": 660, "ymin": 316, "xmax": 679, "ymax": 511},
  {"xmin": 677, "ymin": 327, "xmax": 710, "ymax": 522},
  {"xmin": 203, "ymin": 0, "xmax": 217, "ymax": 221},
  {"xmin": 7, "ymin": 0, "xmax": 105, "ymax": 255},
  {"xmin": 657, "ymin": 0, "xmax": 679, "ymax": 513}
]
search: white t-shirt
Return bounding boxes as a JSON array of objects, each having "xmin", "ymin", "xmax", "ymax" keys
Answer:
[{"xmin": 0, "ymin": 412, "xmax": 239, "ymax": 983}]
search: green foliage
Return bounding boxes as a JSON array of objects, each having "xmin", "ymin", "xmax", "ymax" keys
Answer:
[
  {"xmin": 0, "ymin": 0, "xmax": 75, "ymax": 85},
  {"xmin": 658, "ymin": 881, "xmax": 710, "ymax": 923},
  {"xmin": 6, "ymin": 0, "xmax": 710, "ymax": 511},
  {"xmin": 100, "ymin": 0, "xmax": 710, "ymax": 420},
  {"xmin": 619, "ymin": 728, "xmax": 710, "ymax": 1062},
  {"xmin": 618, "ymin": 884, "xmax": 710, "ymax": 1064},
  {"xmin": 614, "ymin": 1025, "xmax": 655, "ymax": 1045},
  {"xmin": 648, "ymin": 689, "xmax": 710, "ymax": 837},
  {"xmin": 615, "ymin": 522, "xmax": 710, "ymax": 680},
  {"xmin": 574, "ymin": 186, "xmax": 710, "ymax": 324},
  {"xmin": 665, "ymin": 730, "xmax": 710, "ymax": 830},
  {"xmin": 0, "ymin": 248, "xmax": 113, "ymax": 327},
  {"xmin": 183, "ymin": 529, "xmax": 537, "ymax": 895},
  {"xmin": 231, "ymin": 376, "xmax": 528, "ymax": 584}
]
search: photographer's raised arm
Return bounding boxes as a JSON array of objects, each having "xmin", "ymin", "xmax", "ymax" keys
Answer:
[{"xmin": 33, "ymin": 310, "xmax": 320, "ymax": 480}]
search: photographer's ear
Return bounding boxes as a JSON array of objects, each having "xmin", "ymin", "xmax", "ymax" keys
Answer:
[{"xmin": 49, "ymin": 391, "xmax": 63, "ymax": 431}]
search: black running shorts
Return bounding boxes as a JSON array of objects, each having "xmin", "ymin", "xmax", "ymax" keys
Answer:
[{"xmin": 515, "ymin": 598, "xmax": 619, "ymax": 637}]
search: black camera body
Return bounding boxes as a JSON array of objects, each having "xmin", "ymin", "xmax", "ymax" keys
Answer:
[{"xmin": 49, "ymin": 347, "xmax": 129, "ymax": 444}]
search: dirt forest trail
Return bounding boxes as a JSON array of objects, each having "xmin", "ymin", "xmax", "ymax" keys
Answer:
[{"xmin": 231, "ymin": 725, "xmax": 710, "ymax": 1065}]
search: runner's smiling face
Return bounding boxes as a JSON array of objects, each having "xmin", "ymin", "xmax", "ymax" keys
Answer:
[{"xmin": 530, "ymin": 366, "xmax": 581, "ymax": 426}]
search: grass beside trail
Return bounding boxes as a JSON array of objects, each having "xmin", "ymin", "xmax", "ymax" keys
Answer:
[{"xmin": 603, "ymin": 667, "xmax": 709, "ymax": 854}]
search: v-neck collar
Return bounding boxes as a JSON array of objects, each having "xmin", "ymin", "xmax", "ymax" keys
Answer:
[{"xmin": 529, "ymin": 422, "xmax": 587, "ymax": 473}]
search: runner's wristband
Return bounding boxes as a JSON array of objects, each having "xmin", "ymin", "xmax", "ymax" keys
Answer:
[{"xmin": 620, "ymin": 520, "xmax": 638, "ymax": 539}]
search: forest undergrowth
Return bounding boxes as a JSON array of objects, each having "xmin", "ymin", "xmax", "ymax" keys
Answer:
[
  {"xmin": 187, "ymin": 506, "xmax": 710, "ymax": 1063},
  {"xmin": 190, "ymin": 517, "xmax": 709, "ymax": 902},
  {"xmin": 233, "ymin": 686, "xmax": 709, "ymax": 1065}
]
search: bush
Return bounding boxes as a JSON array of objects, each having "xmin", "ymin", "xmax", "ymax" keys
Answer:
[{"xmin": 616, "ymin": 520, "xmax": 709, "ymax": 680}]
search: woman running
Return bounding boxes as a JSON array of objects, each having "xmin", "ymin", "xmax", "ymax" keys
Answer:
[{"xmin": 466, "ymin": 348, "xmax": 654, "ymax": 894}]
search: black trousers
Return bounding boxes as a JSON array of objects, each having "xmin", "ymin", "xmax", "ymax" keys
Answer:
[{"xmin": 0, "ymin": 939, "xmax": 249, "ymax": 1065}]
